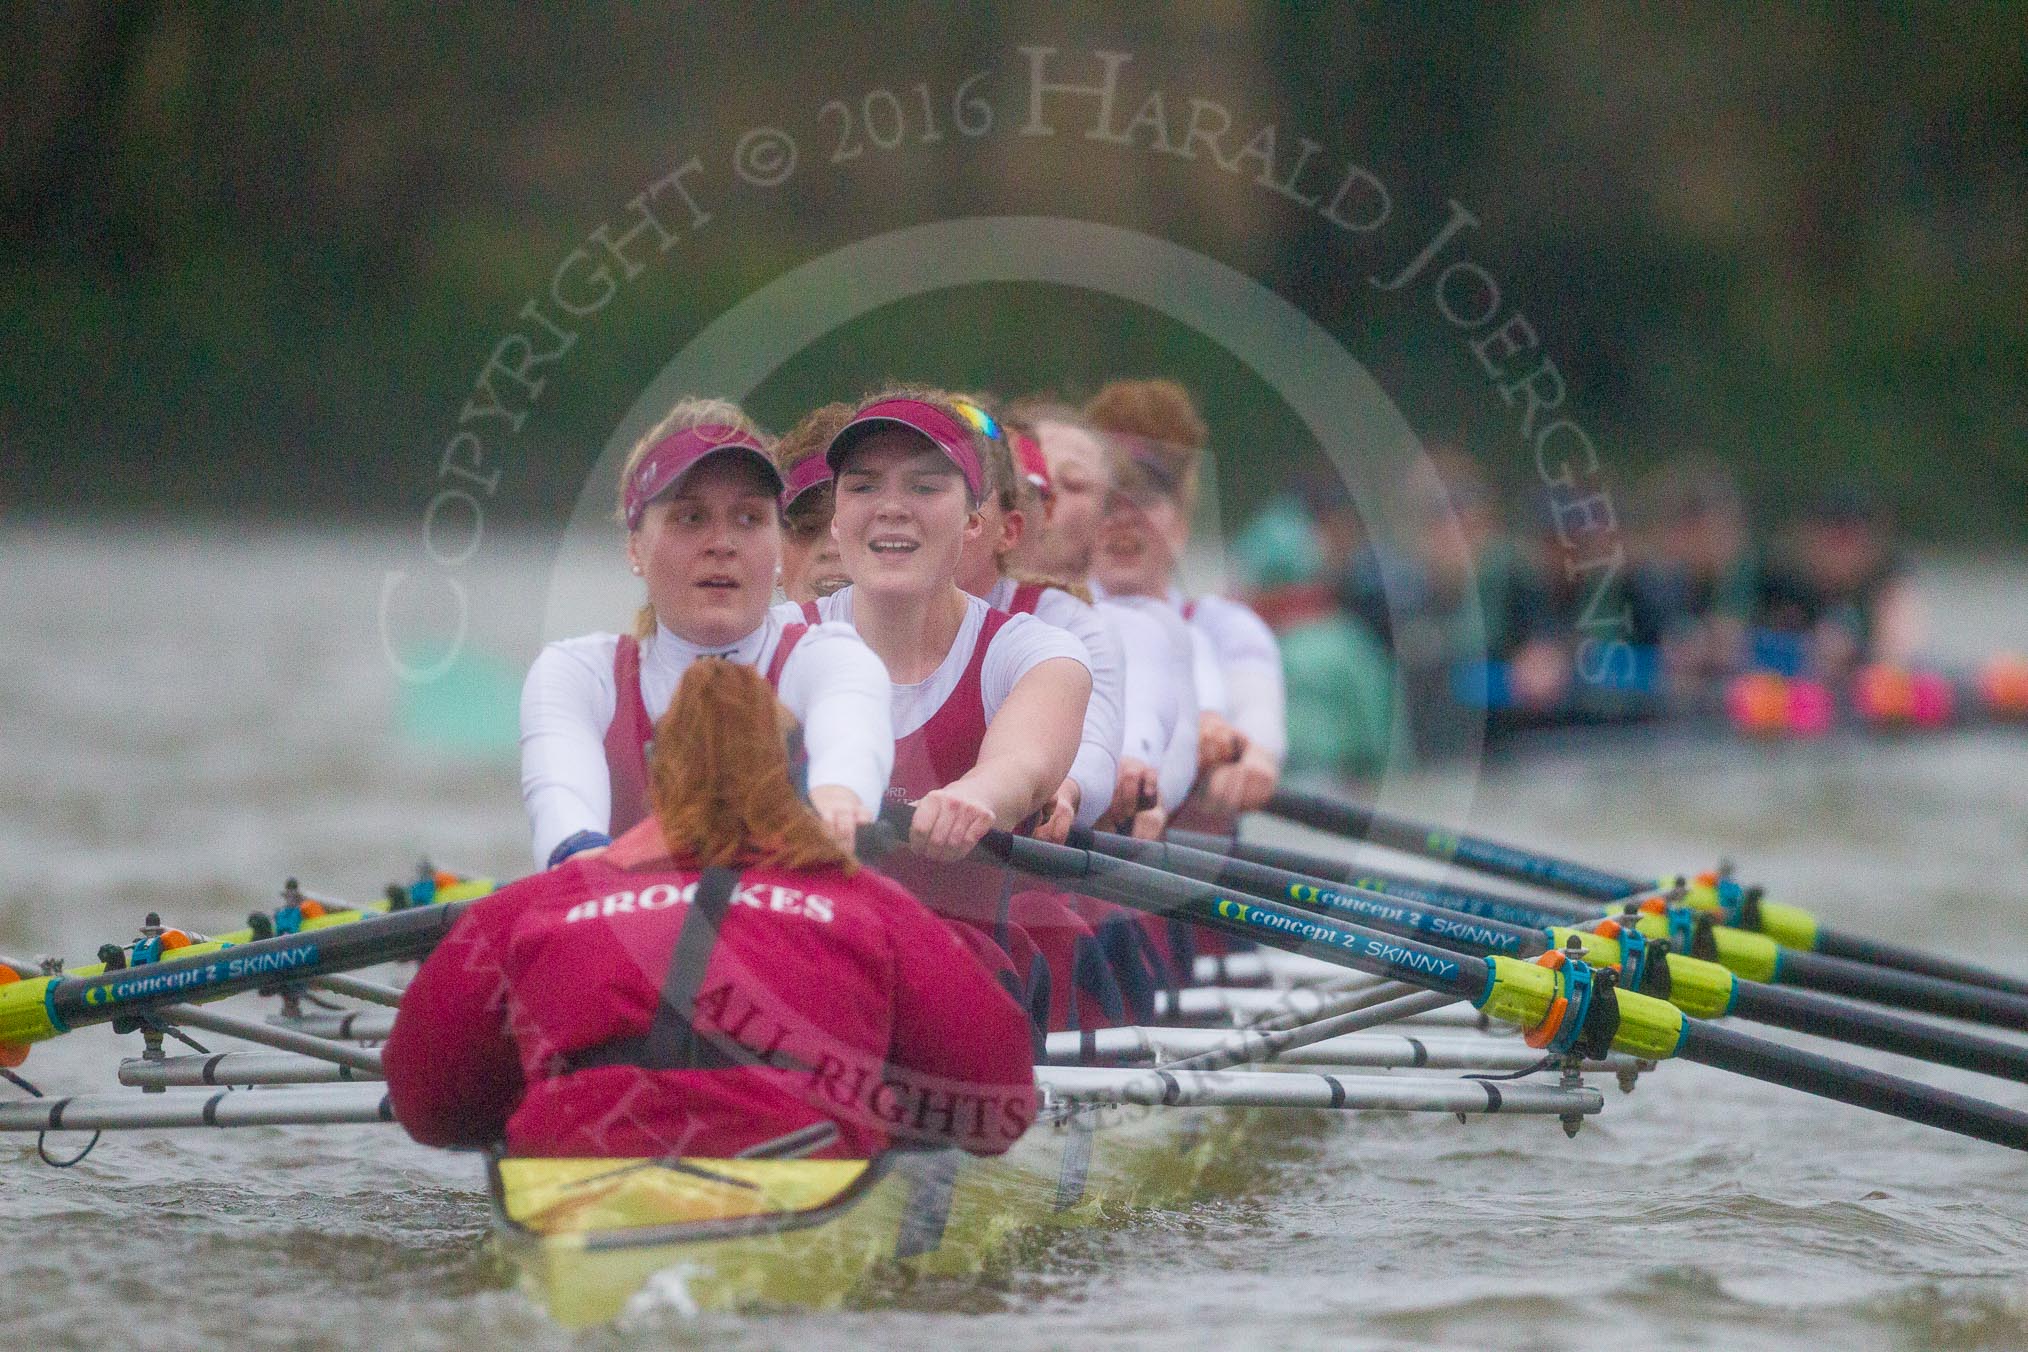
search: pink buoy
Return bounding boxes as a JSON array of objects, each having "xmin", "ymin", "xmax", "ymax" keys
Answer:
[
  {"xmin": 1786, "ymin": 679, "xmax": 1836, "ymax": 737},
  {"xmin": 1908, "ymin": 670, "xmax": 1954, "ymax": 728}
]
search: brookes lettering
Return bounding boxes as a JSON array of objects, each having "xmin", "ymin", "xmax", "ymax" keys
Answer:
[{"xmin": 564, "ymin": 882, "xmax": 837, "ymax": 925}]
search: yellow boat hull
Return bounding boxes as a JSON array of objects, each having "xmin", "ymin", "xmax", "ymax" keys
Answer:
[{"xmin": 491, "ymin": 1103, "xmax": 1263, "ymax": 1324}]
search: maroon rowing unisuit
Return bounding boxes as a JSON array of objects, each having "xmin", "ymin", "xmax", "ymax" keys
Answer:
[
  {"xmin": 383, "ymin": 820, "xmax": 1037, "ymax": 1160},
  {"xmin": 601, "ymin": 624, "xmax": 809, "ymax": 838},
  {"xmin": 800, "ymin": 597, "xmax": 1123, "ymax": 1033}
]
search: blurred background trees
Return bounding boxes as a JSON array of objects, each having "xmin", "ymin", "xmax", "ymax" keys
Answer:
[{"xmin": 3, "ymin": 2, "xmax": 2021, "ymax": 539}]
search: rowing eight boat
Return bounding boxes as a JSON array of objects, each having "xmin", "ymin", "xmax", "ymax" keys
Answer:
[
  {"xmin": 490, "ymin": 1098, "xmax": 1261, "ymax": 1322},
  {"xmin": 10, "ymin": 800, "xmax": 2028, "ymax": 1324}
]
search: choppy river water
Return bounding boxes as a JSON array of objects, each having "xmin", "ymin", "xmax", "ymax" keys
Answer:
[{"xmin": 2, "ymin": 522, "xmax": 2024, "ymax": 1351}]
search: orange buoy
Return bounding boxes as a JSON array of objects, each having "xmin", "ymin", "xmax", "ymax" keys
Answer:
[
  {"xmin": 1853, "ymin": 665, "xmax": 1915, "ymax": 724},
  {"xmin": 1978, "ymin": 655, "xmax": 2028, "ymax": 719},
  {"xmin": 1726, "ymin": 672, "xmax": 1790, "ymax": 736}
]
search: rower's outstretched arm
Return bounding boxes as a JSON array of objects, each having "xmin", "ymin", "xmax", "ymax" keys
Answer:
[
  {"xmin": 1192, "ymin": 598, "xmax": 1285, "ymax": 814},
  {"xmin": 912, "ymin": 656, "xmax": 1091, "ymax": 861},
  {"xmin": 519, "ymin": 640, "xmax": 619, "ymax": 868},
  {"xmin": 776, "ymin": 622, "xmax": 895, "ymax": 812},
  {"xmin": 968, "ymin": 655, "xmax": 1091, "ymax": 822},
  {"xmin": 1051, "ymin": 597, "xmax": 1125, "ymax": 830},
  {"xmin": 1153, "ymin": 608, "xmax": 1203, "ymax": 809}
]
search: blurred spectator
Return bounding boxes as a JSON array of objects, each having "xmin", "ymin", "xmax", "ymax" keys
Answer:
[
  {"xmin": 1625, "ymin": 461, "xmax": 1757, "ymax": 691},
  {"xmin": 1755, "ymin": 486, "xmax": 1922, "ymax": 679},
  {"xmin": 1233, "ymin": 471, "xmax": 1393, "ymax": 777},
  {"xmin": 1341, "ymin": 449, "xmax": 1569, "ymax": 753}
]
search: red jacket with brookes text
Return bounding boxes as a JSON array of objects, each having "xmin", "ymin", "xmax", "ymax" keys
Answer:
[{"xmin": 383, "ymin": 827, "xmax": 1038, "ymax": 1160}]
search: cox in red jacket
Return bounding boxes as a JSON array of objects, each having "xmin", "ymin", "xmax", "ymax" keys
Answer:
[{"xmin": 383, "ymin": 831, "xmax": 1038, "ymax": 1161}]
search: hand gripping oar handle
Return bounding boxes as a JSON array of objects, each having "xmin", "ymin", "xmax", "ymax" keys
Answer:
[{"xmin": 872, "ymin": 801, "xmax": 1502, "ymax": 1006}]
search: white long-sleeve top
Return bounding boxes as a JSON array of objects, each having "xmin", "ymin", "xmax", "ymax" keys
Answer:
[
  {"xmin": 984, "ymin": 577, "xmax": 1122, "ymax": 828},
  {"xmin": 1189, "ymin": 623, "xmax": 1229, "ymax": 719},
  {"xmin": 1099, "ymin": 595, "xmax": 1202, "ymax": 810},
  {"xmin": 777, "ymin": 588, "xmax": 1092, "ymax": 797},
  {"xmin": 779, "ymin": 589, "xmax": 1091, "ymax": 732},
  {"xmin": 518, "ymin": 615, "xmax": 893, "ymax": 866},
  {"xmin": 1184, "ymin": 592, "xmax": 1287, "ymax": 763},
  {"xmin": 1089, "ymin": 582, "xmax": 1287, "ymax": 768}
]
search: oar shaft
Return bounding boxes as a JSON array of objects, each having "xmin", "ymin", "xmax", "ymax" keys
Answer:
[
  {"xmin": 1262, "ymin": 789, "xmax": 2028, "ymax": 1001},
  {"xmin": 1679, "ymin": 1021, "xmax": 2028, "ymax": 1152},
  {"xmin": 1814, "ymin": 928, "xmax": 2028, "ymax": 1000},
  {"xmin": 1085, "ymin": 831, "xmax": 1549, "ymax": 959},
  {"xmin": 1117, "ymin": 826, "xmax": 2028, "ymax": 1090},
  {"xmin": 1265, "ymin": 788, "xmax": 1645, "ymax": 901},
  {"xmin": 1730, "ymin": 983, "xmax": 2028, "ymax": 1083},
  {"xmin": 986, "ymin": 834, "xmax": 1493, "ymax": 1003},
  {"xmin": 0, "ymin": 903, "xmax": 467, "ymax": 1048},
  {"xmin": 1777, "ymin": 949, "xmax": 2028, "ymax": 1031},
  {"xmin": 1173, "ymin": 830, "xmax": 1598, "ymax": 926}
]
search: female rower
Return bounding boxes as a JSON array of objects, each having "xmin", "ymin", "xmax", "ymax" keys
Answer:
[
  {"xmin": 518, "ymin": 398, "xmax": 892, "ymax": 869},
  {"xmin": 1004, "ymin": 400, "xmax": 1202, "ymax": 829},
  {"xmin": 775, "ymin": 402, "xmax": 855, "ymax": 605},
  {"xmin": 781, "ymin": 389, "xmax": 1107, "ymax": 1027},
  {"xmin": 948, "ymin": 397, "xmax": 1123, "ymax": 835},
  {"xmin": 387, "ymin": 658, "xmax": 1037, "ymax": 1161},
  {"xmin": 785, "ymin": 387, "xmax": 1092, "ymax": 861},
  {"xmin": 1002, "ymin": 400, "xmax": 1212, "ymax": 1001},
  {"xmin": 953, "ymin": 398, "xmax": 1185, "ymax": 1021},
  {"xmin": 1083, "ymin": 378, "xmax": 1288, "ymax": 819}
]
